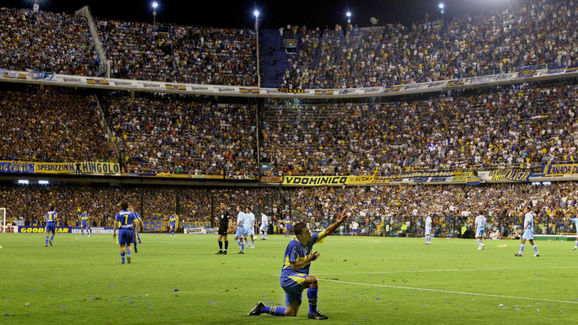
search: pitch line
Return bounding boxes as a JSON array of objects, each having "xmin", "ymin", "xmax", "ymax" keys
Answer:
[
  {"xmin": 317, "ymin": 278, "xmax": 578, "ymax": 305},
  {"xmin": 313, "ymin": 265, "xmax": 578, "ymax": 276}
]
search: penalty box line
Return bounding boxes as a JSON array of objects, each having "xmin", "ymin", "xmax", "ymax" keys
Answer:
[{"xmin": 317, "ymin": 278, "xmax": 578, "ymax": 305}]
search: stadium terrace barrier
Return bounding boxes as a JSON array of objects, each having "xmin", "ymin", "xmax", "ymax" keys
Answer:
[{"xmin": 1, "ymin": 67, "xmax": 577, "ymax": 99}]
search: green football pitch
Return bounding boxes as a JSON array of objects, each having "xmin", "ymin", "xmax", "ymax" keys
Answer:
[{"xmin": 1, "ymin": 233, "xmax": 578, "ymax": 324}]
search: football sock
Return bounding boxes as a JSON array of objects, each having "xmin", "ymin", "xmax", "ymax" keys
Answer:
[
  {"xmin": 121, "ymin": 252, "xmax": 125, "ymax": 263},
  {"xmin": 533, "ymin": 245, "xmax": 538, "ymax": 253},
  {"xmin": 575, "ymin": 241, "xmax": 578, "ymax": 247},
  {"xmin": 218, "ymin": 241, "xmax": 223, "ymax": 250},
  {"xmin": 241, "ymin": 242, "xmax": 245, "ymax": 251},
  {"xmin": 236, "ymin": 239, "xmax": 242, "ymax": 247},
  {"xmin": 45, "ymin": 236, "xmax": 49, "ymax": 246},
  {"xmin": 519, "ymin": 244, "xmax": 525, "ymax": 254},
  {"xmin": 224, "ymin": 240, "xmax": 228, "ymax": 250},
  {"xmin": 477, "ymin": 239, "xmax": 483, "ymax": 245},
  {"xmin": 261, "ymin": 306, "xmax": 286, "ymax": 316},
  {"xmin": 50, "ymin": 234, "xmax": 54, "ymax": 242},
  {"xmin": 127, "ymin": 249, "xmax": 131, "ymax": 258},
  {"xmin": 307, "ymin": 287, "xmax": 318, "ymax": 314}
]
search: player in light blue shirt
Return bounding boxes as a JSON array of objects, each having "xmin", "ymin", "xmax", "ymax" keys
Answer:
[
  {"xmin": 515, "ymin": 206, "xmax": 540, "ymax": 257},
  {"xmin": 45, "ymin": 206, "xmax": 57, "ymax": 247},
  {"xmin": 570, "ymin": 214, "xmax": 578, "ymax": 250},
  {"xmin": 474, "ymin": 213, "xmax": 486, "ymax": 250},
  {"xmin": 79, "ymin": 210, "xmax": 91, "ymax": 237},
  {"xmin": 113, "ymin": 201, "xmax": 138, "ymax": 264},
  {"xmin": 234, "ymin": 206, "xmax": 247, "ymax": 254},
  {"xmin": 249, "ymin": 207, "xmax": 349, "ymax": 320},
  {"xmin": 260, "ymin": 212, "xmax": 269, "ymax": 240},
  {"xmin": 244, "ymin": 207, "xmax": 256, "ymax": 248}
]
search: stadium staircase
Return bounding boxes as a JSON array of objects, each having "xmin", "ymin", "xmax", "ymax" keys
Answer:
[{"xmin": 260, "ymin": 29, "xmax": 288, "ymax": 88}]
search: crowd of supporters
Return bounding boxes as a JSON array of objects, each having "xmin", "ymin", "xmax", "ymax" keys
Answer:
[
  {"xmin": 1, "ymin": 82, "xmax": 576, "ymax": 176},
  {"xmin": 2, "ymin": 182, "xmax": 578, "ymax": 237},
  {"xmin": 103, "ymin": 93, "xmax": 257, "ymax": 177},
  {"xmin": 0, "ymin": 86, "xmax": 116, "ymax": 162},
  {"xmin": 0, "ymin": 8, "xmax": 100, "ymax": 75},
  {"xmin": 1, "ymin": 0, "xmax": 575, "ymax": 89},
  {"xmin": 261, "ymin": 83, "xmax": 578, "ymax": 176},
  {"xmin": 281, "ymin": 0, "xmax": 577, "ymax": 89},
  {"xmin": 98, "ymin": 20, "xmax": 257, "ymax": 85}
]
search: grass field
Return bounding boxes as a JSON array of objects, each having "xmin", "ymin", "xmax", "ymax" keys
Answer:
[{"xmin": 1, "ymin": 233, "xmax": 578, "ymax": 324}]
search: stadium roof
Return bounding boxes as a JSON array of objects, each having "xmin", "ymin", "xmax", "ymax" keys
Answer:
[{"xmin": 5, "ymin": 0, "xmax": 517, "ymax": 29}]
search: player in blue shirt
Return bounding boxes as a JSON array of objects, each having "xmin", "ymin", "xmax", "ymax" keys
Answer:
[
  {"xmin": 249, "ymin": 207, "xmax": 349, "ymax": 320},
  {"xmin": 283, "ymin": 216, "xmax": 292, "ymax": 238},
  {"xmin": 113, "ymin": 201, "xmax": 138, "ymax": 264},
  {"xmin": 45, "ymin": 206, "xmax": 57, "ymax": 247},
  {"xmin": 79, "ymin": 210, "xmax": 91, "ymax": 237},
  {"xmin": 169, "ymin": 214, "xmax": 178, "ymax": 237},
  {"xmin": 131, "ymin": 206, "xmax": 144, "ymax": 253}
]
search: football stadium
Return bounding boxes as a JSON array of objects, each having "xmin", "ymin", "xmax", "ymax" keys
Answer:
[{"xmin": 0, "ymin": 0, "xmax": 577, "ymax": 323}]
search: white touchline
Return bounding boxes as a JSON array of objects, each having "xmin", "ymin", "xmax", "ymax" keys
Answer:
[
  {"xmin": 313, "ymin": 265, "xmax": 578, "ymax": 276},
  {"xmin": 317, "ymin": 278, "xmax": 578, "ymax": 305}
]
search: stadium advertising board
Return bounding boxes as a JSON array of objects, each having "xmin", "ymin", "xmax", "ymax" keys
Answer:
[
  {"xmin": 19, "ymin": 226, "xmax": 71, "ymax": 233},
  {"xmin": 282, "ymin": 176, "xmax": 348, "ymax": 186},
  {"xmin": 144, "ymin": 222, "xmax": 166, "ymax": 232},
  {"xmin": 543, "ymin": 163, "xmax": 578, "ymax": 176},
  {"xmin": 260, "ymin": 176, "xmax": 283, "ymax": 183},
  {"xmin": 1, "ymin": 225, "xmax": 18, "ymax": 233},
  {"xmin": 0, "ymin": 161, "xmax": 35, "ymax": 173},
  {"xmin": 35, "ymin": 162, "xmax": 121, "ymax": 175}
]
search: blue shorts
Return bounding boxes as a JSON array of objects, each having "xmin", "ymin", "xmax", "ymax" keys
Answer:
[
  {"xmin": 476, "ymin": 229, "xmax": 485, "ymax": 238},
  {"xmin": 522, "ymin": 229, "xmax": 534, "ymax": 240},
  {"xmin": 280, "ymin": 272, "xmax": 307, "ymax": 306},
  {"xmin": 246, "ymin": 227, "xmax": 255, "ymax": 236},
  {"xmin": 170, "ymin": 222, "xmax": 176, "ymax": 230},
  {"xmin": 46, "ymin": 223, "xmax": 56, "ymax": 233},
  {"xmin": 119, "ymin": 229, "xmax": 134, "ymax": 246},
  {"xmin": 235, "ymin": 227, "xmax": 246, "ymax": 238},
  {"xmin": 81, "ymin": 221, "xmax": 89, "ymax": 229}
]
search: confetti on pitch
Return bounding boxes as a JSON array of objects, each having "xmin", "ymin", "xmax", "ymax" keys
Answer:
[
  {"xmin": 376, "ymin": 298, "xmax": 380, "ymax": 300},
  {"xmin": 498, "ymin": 304, "xmax": 504, "ymax": 307},
  {"xmin": 172, "ymin": 289, "xmax": 179, "ymax": 292}
]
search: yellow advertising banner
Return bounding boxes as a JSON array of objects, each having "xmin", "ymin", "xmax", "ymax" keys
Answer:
[{"xmin": 282, "ymin": 176, "xmax": 348, "ymax": 186}]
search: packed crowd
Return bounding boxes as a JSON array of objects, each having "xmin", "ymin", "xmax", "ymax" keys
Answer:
[
  {"xmin": 97, "ymin": 20, "xmax": 257, "ymax": 85},
  {"xmin": 281, "ymin": 0, "xmax": 577, "ymax": 89},
  {"xmin": 1, "ymin": 0, "xmax": 575, "ymax": 90},
  {"xmin": 0, "ymin": 86, "xmax": 116, "ymax": 162},
  {"xmin": 261, "ymin": 83, "xmax": 578, "ymax": 176},
  {"xmin": 3, "ymin": 182, "xmax": 578, "ymax": 238},
  {"xmin": 0, "ymin": 7, "xmax": 100, "ymax": 75},
  {"xmin": 103, "ymin": 93, "xmax": 258, "ymax": 177}
]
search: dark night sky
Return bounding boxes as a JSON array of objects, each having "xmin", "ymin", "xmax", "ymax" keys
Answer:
[{"xmin": 3, "ymin": 0, "xmax": 516, "ymax": 29}]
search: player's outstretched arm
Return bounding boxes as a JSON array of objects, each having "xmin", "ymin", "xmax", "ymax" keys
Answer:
[{"xmin": 323, "ymin": 206, "xmax": 349, "ymax": 236}]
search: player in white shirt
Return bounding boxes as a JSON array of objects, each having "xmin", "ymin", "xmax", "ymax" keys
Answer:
[
  {"xmin": 570, "ymin": 213, "xmax": 578, "ymax": 250},
  {"xmin": 244, "ymin": 207, "xmax": 256, "ymax": 248},
  {"xmin": 474, "ymin": 212, "xmax": 486, "ymax": 250},
  {"xmin": 515, "ymin": 206, "xmax": 540, "ymax": 257},
  {"xmin": 259, "ymin": 212, "xmax": 269, "ymax": 240},
  {"xmin": 234, "ymin": 206, "xmax": 247, "ymax": 254},
  {"xmin": 424, "ymin": 215, "xmax": 432, "ymax": 245}
]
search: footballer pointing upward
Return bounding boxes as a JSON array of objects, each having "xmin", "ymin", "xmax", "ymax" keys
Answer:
[{"xmin": 249, "ymin": 205, "xmax": 349, "ymax": 320}]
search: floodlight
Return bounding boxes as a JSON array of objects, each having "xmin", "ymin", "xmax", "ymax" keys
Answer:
[
  {"xmin": 253, "ymin": 9, "xmax": 260, "ymax": 18},
  {"xmin": 152, "ymin": 1, "xmax": 158, "ymax": 9},
  {"xmin": 18, "ymin": 180, "xmax": 29, "ymax": 185},
  {"xmin": 38, "ymin": 180, "xmax": 49, "ymax": 185},
  {"xmin": 346, "ymin": 11, "xmax": 352, "ymax": 18}
]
